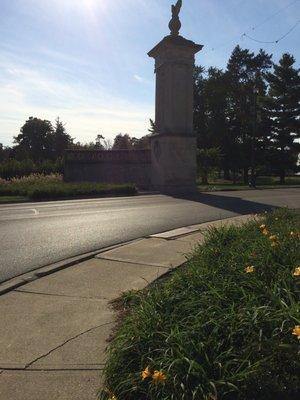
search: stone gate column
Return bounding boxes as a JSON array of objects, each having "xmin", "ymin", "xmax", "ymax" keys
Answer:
[{"xmin": 148, "ymin": 1, "xmax": 202, "ymax": 194}]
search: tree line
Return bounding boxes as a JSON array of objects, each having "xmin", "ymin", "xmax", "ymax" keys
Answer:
[
  {"xmin": 0, "ymin": 45, "xmax": 299, "ymax": 183},
  {"xmin": 0, "ymin": 118, "xmax": 151, "ymax": 179},
  {"xmin": 194, "ymin": 45, "xmax": 300, "ymax": 185}
]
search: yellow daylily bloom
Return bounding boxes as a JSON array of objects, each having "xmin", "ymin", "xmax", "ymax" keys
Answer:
[
  {"xmin": 293, "ymin": 266, "xmax": 300, "ymax": 277},
  {"xmin": 269, "ymin": 235, "xmax": 278, "ymax": 241},
  {"xmin": 245, "ymin": 266, "xmax": 255, "ymax": 273},
  {"xmin": 104, "ymin": 388, "xmax": 117, "ymax": 400},
  {"xmin": 290, "ymin": 231, "xmax": 300, "ymax": 238},
  {"xmin": 141, "ymin": 366, "xmax": 152, "ymax": 380},
  {"xmin": 292, "ymin": 326, "xmax": 300, "ymax": 339},
  {"xmin": 152, "ymin": 370, "xmax": 167, "ymax": 383}
]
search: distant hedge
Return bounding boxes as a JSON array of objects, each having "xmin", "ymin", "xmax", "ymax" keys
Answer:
[
  {"xmin": 0, "ymin": 174, "xmax": 137, "ymax": 200},
  {"xmin": 0, "ymin": 158, "xmax": 63, "ymax": 179}
]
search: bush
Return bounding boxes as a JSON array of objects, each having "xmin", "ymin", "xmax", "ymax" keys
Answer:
[
  {"xmin": 0, "ymin": 173, "xmax": 137, "ymax": 199},
  {"xmin": 28, "ymin": 182, "xmax": 137, "ymax": 199},
  {"xmin": 100, "ymin": 209, "xmax": 300, "ymax": 400},
  {"xmin": 0, "ymin": 159, "xmax": 62, "ymax": 179}
]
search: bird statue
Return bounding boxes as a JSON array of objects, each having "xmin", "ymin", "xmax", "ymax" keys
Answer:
[
  {"xmin": 172, "ymin": 0, "xmax": 182, "ymax": 18},
  {"xmin": 169, "ymin": 0, "xmax": 183, "ymax": 36}
]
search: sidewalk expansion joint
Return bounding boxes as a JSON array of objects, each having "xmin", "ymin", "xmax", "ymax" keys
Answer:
[
  {"xmin": 25, "ymin": 321, "xmax": 114, "ymax": 370},
  {"xmin": 14, "ymin": 288, "xmax": 109, "ymax": 302},
  {"xmin": 96, "ymin": 256, "xmax": 170, "ymax": 269},
  {"xmin": 0, "ymin": 367, "xmax": 104, "ymax": 372}
]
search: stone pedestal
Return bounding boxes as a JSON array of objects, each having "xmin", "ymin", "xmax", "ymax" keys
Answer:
[
  {"xmin": 150, "ymin": 134, "xmax": 197, "ymax": 193},
  {"xmin": 148, "ymin": 35, "xmax": 202, "ymax": 194}
]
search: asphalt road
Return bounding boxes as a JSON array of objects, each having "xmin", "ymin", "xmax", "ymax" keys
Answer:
[{"xmin": 0, "ymin": 188, "xmax": 299, "ymax": 283}]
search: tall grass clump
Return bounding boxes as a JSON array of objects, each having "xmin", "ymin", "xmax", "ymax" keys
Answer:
[{"xmin": 99, "ymin": 209, "xmax": 300, "ymax": 400}]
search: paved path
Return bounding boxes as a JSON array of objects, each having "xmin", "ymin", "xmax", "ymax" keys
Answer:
[
  {"xmin": 1, "ymin": 188, "xmax": 299, "ymax": 282},
  {"xmin": 0, "ymin": 215, "xmax": 253, "ymax": 400}
]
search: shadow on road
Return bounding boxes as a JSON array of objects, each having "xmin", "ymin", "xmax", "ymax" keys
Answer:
[{"xmin": 172, "ymin": 191, "xmax": 276, "ymax": 215}]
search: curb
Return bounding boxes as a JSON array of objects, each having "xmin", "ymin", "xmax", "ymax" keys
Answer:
[{"xmin": 0, "ymin": 239, "xmax": 142, "ymax": 296}]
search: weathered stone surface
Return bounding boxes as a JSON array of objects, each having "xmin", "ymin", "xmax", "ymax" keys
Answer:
[
  {"xmin": 0, "ymin": 370, "xmax": 102, "ymax": 400},
  {"xmin": 148, "ymin": 33, "xmax": 202, "ymax": 193},
  {"xmin": 64, "ymin": 149, "xmax": 151, "ymax": 188},
  {"xmin": 150, "ymin": 135, "xmax": 197, "ymax": 193}
]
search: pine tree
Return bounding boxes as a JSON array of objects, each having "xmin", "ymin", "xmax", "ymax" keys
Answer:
[
  {"xmin": 226, "ymin": 46, "xmax": 272, "ymax": 183},
  {"xmin": 52, "ymin": 117, "xmax": 74, "ymax": 158},
  {"xmin": 265, "ymin": 54, "xmax": 300, "ymax": 183}
]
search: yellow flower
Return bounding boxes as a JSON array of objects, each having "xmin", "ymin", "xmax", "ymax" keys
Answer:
[
  {"xmin": 269, "ymin": 235, "xmax": 278, "ymax": 241},
  {"xmin": 141, "ymin": 366, "xmax": 151, "ymax": 380},
  {"xmin": 292, "ymin": 326, "xmax": 300, "ymax": 339},
  {"xmin": 104, "ymin": 388, "xmax": 117, "ymax": 400},
  {"xmin": 152, "ymin": 370, "xmax": 167, "ymax": 384},
  {"xmin": 293, "ymin": 266, "xmax": 300, "ymax": 277},
  {"xmin": 245, "ymin": 265, "xmax": 255, "ymax": 273},
  {"xmin": 290, "ymin": 231, "xmax": 299, "ymax": 238},
  {"xmin": 262, "ymin": 228, "xmax": 269, "ymax": 236},
  {"xmin": 259, "ymin": 224, "xmax": 266, "ymax": 230}
]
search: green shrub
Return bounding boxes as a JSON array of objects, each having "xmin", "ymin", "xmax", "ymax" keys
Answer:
[
  {"xmin": 0, "ymin": 174, "xmax": 137, "ymax": 199},
  {"xmin": 100, "ymin": 209, "xmax": 300, "ymax": 400},
  {"xmin": 0, "ymin": 159, "xmax": 62, "ymax": 179},
  {"xmin": 28, "ymin": 182, "xmax": 137, "ymax": 199}
]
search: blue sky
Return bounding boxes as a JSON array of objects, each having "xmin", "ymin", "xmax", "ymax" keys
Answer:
[{"xmin": 0, "ymin": 0, "xmax": 299, "ymax": 146}]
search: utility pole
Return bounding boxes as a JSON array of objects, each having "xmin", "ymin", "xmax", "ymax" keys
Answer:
[{"xmin": 250, "ymin": 83, "xmax": 259, "ymax": 188}]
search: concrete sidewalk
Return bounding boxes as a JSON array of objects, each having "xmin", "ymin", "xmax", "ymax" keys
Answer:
[{"xmin": 0, "ymin": 214, "xmax": 253, "ymax": 400}]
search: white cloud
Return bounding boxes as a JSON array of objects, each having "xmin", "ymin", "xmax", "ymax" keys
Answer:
[
  {"xmin": 134, "ymin": 74, "xmax": 144, "ymax": 82},
  {"xmin": 0, "ymin": 48, "xmax": 154, "ymax": 145}
]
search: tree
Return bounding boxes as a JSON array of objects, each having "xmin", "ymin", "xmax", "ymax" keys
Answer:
[
  {"xmin": 197, "ymin": 147, "xmax": 222, "ymax": 184},
  {"xmin": 13, "ymin": 117, "xmax": 54, "ymax": 162},
  {"xmin": 193, "ymin": 66, "xmax": 207, "ymax": 148},
  {"xmin": 226, "ymin": 46, "xmax": 272, "ymax": 183},
  {"xmin": 112, "ymin": 134, "xmax": 133, "ymax": 150},
  {"xmin": 0, "ymin": 143, "xmax": 9, "ymax": 162},
  {"xmin": 132, "ymin": 135, "xmax": 151, "ymax": 150},
  {"xmin": 51, "ymin": 117, "xmax": 74, "ymax": 158},
  {"xmin": 148, "ymin": 119, "xmax": 157, "ymax": 135},
  {"xmin": 265, "ymin": 53, "xmax": 300, "ymax": 183}
]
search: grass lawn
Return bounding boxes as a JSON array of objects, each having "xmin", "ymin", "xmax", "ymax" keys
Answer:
[
  {"xmin": 100, "ymin": 209, "xmax": 300, "ymax": 400},
  {"xmin": 0, "ymin": 195, "xmax": 29, "ymax": 203},
  {"xmin": 0, "ymin": 174, "xmax": 137, "ymax": 202},
  {"xmin": 198, "ymin": 176, "xmax": 300, "ymax": 192}
]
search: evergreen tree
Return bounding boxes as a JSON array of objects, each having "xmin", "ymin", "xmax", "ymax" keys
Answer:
[
  {"xmin": 226, "ymin": 46, "xmax": 272, "ymax": 183},
  {"xmin": 51, "ymin": 117, "xmax": 74, "ymax": 158},
  {"xmin": 265, "ymin": 53, "xmax": 300, "ymax": 183}
]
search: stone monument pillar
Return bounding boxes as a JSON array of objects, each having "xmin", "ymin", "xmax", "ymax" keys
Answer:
[{"xmin": 148, "ymin": 0, "xmax": 203, "ymax": 194}]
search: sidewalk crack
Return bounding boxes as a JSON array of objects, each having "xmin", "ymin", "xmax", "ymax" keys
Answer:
[
  {"xmin": 14, "ymin": 289, "xmax": 109, "ymax": 301},
  {"xmin": 25, "ymin": 321, "xmax": 114, "ymax": 369}
]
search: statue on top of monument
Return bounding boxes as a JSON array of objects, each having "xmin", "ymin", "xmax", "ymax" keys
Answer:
[{"xmin": 169, "ymin": 0, "xmax": 182, "ymax": 36}]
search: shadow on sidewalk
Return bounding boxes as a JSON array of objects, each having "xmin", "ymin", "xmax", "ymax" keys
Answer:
[{"xmin": 171, "ymin": 191, "xmax": 276, "ymax": 215}]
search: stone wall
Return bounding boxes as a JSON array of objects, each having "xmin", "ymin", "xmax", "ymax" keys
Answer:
[{"xmin": 64, "ymin": 149, "xmax": 151, "ymax": 189}]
